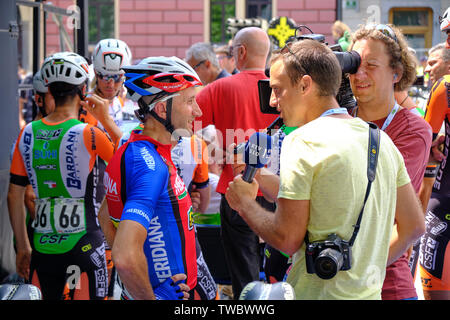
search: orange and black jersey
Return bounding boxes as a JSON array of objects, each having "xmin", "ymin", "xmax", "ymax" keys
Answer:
[{"xmin": 424, "ymin": 75, "xmax": 450, "ymax": 195}]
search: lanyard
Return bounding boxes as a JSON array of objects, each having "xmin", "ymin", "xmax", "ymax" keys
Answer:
[
  {"xmin": 319, "ymin": 107, "xmax": 349, "ymax": 118},
  {"xmin": 379, "ymin": 102, "xmax": 400, "ymax": 131},
  {"xmin": 352, "ymin": 102, "xmax": 400, "ymax": 131}
]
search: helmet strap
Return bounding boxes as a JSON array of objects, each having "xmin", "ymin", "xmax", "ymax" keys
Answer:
[
  {"xmin": 150, "ymin": 98, "xmax": 175, "ymax": 134},
  {"xmin": 137, "ymin": 96, "xmax": 175, "ymax": 134}
]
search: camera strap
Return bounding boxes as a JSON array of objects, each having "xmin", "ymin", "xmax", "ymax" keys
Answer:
[
  {"xmin": 348, "ymin": 122, "xmax": 380, "ymax": 246},
  {"xmin": 304, "ymin": 122, "xmax": 380, "ymax": 246}
]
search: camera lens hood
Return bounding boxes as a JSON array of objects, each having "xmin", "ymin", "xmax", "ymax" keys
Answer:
[{"xmin": 314, "ymin": 248, "xmax": 344, "ymax": 279}]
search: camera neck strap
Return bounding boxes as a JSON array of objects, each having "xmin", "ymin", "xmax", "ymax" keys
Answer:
[
  {"xmin": 348, "ymin": 122, "xmax": 380, "ymax": 246},
  {"xmin": 304, "ymin": 122, "xmax": 380, "ymax": 246}
]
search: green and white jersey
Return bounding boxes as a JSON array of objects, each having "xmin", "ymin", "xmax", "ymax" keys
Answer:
[{"xmin": 10, "ymin": 117, "xmax": 114, "ymax": 254}]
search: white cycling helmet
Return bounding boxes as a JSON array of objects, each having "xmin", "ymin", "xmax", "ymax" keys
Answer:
[
  {"xmin": 122, "ymin": 56, "xmax": 202, "ymax": 104},
  {"xmin": 32, "ymin": 70, "xmax": 47, "ymax": 94},
  {"xmin": 41, "ymin": 52, "xmax": 89, "ymax": 86},
  {"xmin": 440, "ymin": 7, "xmax": 450, "ymax": 32},
  {"xmin": 92, "ymin": 38, "xmax": 132, "ymax": 75}
]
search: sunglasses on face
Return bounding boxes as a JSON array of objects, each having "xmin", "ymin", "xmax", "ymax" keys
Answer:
[
  {"xmin": 192, "ymin": 60, "xmax": 206, "ymax": 70},
  {"xmin": 217, "ymin": 54, "xmax": 232, "ymax": 60},
  {"xmin": 96, "ymin": 72, "xmax": 123, "ymax": 82}
]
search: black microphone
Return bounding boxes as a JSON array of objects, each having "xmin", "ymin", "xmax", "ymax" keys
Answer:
[{"xmin": 242, "ymin": 132, "xmax": 272, "ymax": 183}]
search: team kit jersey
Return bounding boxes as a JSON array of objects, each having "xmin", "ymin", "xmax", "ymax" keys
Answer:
[
  {"xmin": 10, "ymin": 117, "xmax": 114, "ymax": 299},
  {"xmin": 420, "ymin": 75, "xmax": 450, "ymax": 292},
  {"xmin": 10, "ymin": 118, "xmax": 114, "ymax": 254},
  {"xmin": 424, "ymin": 75, "xmax": 450, "ymax": 195},
  {"xmin": 171, "ymin": 135, "xmax": 209, "ymax": 191},
  {"xmin": 113, "ymin": 129, "xmax": 216, "ymax": 300},
  {"xmin": 104, "ymin": 131, "xmax": 197, "ymax": 294}
]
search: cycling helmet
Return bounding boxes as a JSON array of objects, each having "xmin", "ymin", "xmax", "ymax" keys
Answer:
[
  {"xmin": 41, "ymin": 52, "xmax": 89, "ymax": 86},
  {"xmin": 123, "ymin": 56, "xmax": 202, "ymax": 102},
  {"xmin": 440, "ymin": 7, "xmax": 450, "ymax": 32},
  {"xmin": 32, "ymin": 70, "xmax": 47, "ymax": 94},
  {"xmin": 92, "ymin": 38, "xmax": 132, "ymax": 75},
  {"xmin": 122, "ymin": 56, "xmax": 202, "ymax": 130}
]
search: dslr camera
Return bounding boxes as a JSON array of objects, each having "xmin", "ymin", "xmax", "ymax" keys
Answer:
[
  {"xmin": 258, "ymin": 25, "xmax": 361, "ymax": 114},
  {"xmin": 305, "ymin": 233, "xmax": 352, "ymax": 280}
]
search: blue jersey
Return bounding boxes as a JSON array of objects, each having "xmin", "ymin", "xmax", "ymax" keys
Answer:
[{"xmin": 105, "ymin": 131, "xmax": 197, "ymax": 290}]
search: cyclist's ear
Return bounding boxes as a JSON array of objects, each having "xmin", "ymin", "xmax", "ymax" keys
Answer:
[
  {"xmin": 34, "ymin": 94, "xmax": 43, "ymax": 107},
  {"xmin": 153, "ymin": 100, "xmax": 168, "ymax": 120}
]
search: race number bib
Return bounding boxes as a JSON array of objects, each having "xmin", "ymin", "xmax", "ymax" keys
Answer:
[
  {"xmin": 32, "ymin": 198, "xmax": 86, "ymax": 234},
  {"xmin": 53, "ymin": 198, "xmax": 86, "ymax": 234},
  {"xmin": 32, "ymin": 198, "xmax": 52, "ymax": 234}
]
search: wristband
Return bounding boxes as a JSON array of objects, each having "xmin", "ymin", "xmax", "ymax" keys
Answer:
[{"xmin": 424, "ymin": 164, "xmax": 439, "ymax": 178}]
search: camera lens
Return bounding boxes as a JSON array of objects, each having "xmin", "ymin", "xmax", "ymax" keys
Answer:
[
  {"xmin": 314, "ymin": 248, "xmax": 344, "ymax": 279},
  {"xmin": 334, "ymin": 51, "xmax": 361, "ymax": 74}
]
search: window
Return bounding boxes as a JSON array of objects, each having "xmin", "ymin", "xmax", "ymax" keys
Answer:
[
  {"xmin": 389, "ymin": 8, "xmax": 432, "ymax": 52},
  {"xmin": 88, "ymin": 0, "xmax": 115, "ymax": 45},
  {"xmin": 211, "ymin": 0, "xmax": 236, "ymax": 44},
  {"xmin": 247, "ymin": 0, "xmax": 272, "ymax": 21}
]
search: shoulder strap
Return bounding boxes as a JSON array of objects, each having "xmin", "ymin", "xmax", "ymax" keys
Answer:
[
  {"xmin": 304, "ymin": 122, "xmax": 380, "ymax": 246},
  {"xmin": 348, "ymin": 122, "xmax": 380, "ymax": 246}
]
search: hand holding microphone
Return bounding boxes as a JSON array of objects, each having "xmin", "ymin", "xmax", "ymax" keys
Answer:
[
  {"xmin": 242, "ymin": 132, "xmax": 272, "ymax": 183},
  {"xmin": 225, "ymin": 132, "xmax": 272, "ymax": 212}
]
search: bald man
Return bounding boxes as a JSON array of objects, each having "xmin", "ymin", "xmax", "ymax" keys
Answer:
[{"xmin": 194, "ymin": 27, "xmax": 278, "ymax": 299}]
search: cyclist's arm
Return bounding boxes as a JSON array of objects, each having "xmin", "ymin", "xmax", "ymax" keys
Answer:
[
  {"xmin": 8, "ymin": 131, "xmax": 32, "ymax": 279},
  {"xmin": 424, "ymin": 78, "xmax": 448, "ymax": 135},
  {"xmin": 418, "ymin": 176, "xmax": 435, "ymax": 214},
  {"xmin": 418, "ymin": 157, "xmax": 441, "ymax": 214},
  {"xmin": 84, "ymin": 125, "xmax": 115, "ymax": 164},
  {"xmin": 7, "ymin": 183, "xmax": 30, "ymax": 279},
  {"xmin": 112, "ymin": 144, "xmax": 167, "ymax": 299},
  {"xmin": 191, "ymin": 137, "xmax": 210, "ymax": 213},
  {"xmin": 98, "ymin": 199, "xmax": 116, "ymax": 248},
  {"xmin": 112, "ymin": 219, "xmax": 156, "ymax": 300},
  {"xmin": 424, "ymin": 79, "xmax": 448, "ymax": 163},
  {"xmin": 192, "ymin": 184, "xmax": 210, "ymax": 213}
]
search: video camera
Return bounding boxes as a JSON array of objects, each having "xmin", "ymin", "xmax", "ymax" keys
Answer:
[{"xmin": 258, "ymin": 25, "xmax": 361, "ymax": 115}]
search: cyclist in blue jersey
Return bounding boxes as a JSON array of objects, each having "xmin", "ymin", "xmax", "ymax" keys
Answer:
[{"xmin": 104, "ymin": 56, "xmax": 202, "ymax": 300}]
